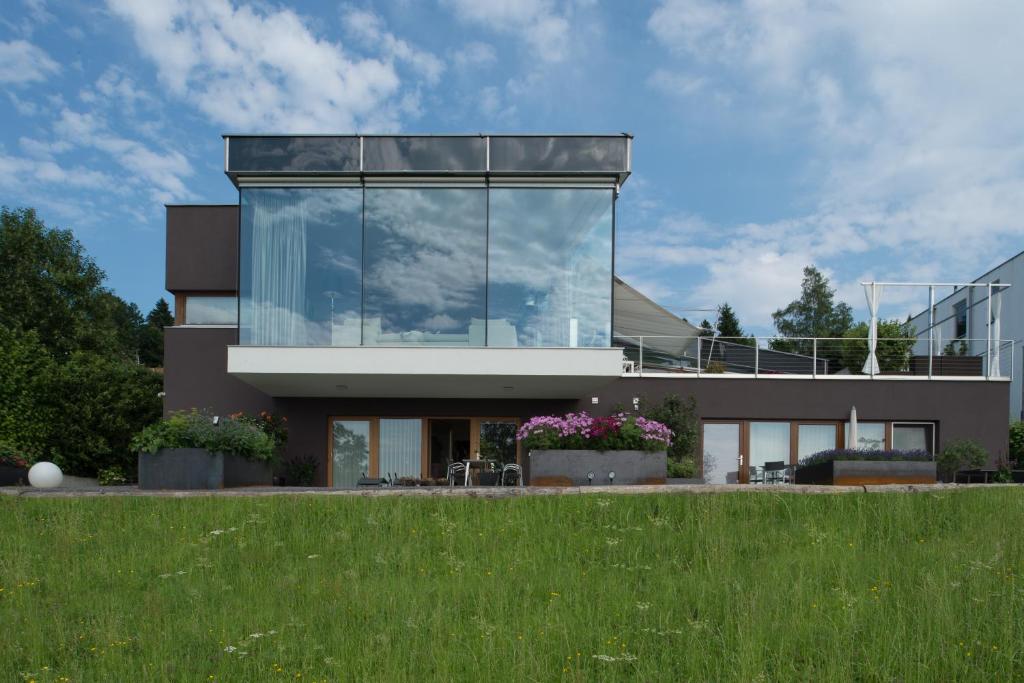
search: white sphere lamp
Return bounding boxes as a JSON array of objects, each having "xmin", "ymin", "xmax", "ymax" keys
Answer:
[{"xmin": 28, "ymin": 462, "xmax": 63, "ymax": 488}]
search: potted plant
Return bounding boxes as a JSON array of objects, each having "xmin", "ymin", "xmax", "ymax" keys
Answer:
[
  {"xmin": 795, "ymin": 448, "xmax": 936, "ymax": 485},
  {"xmin": 0, "ymin": 442, "xmax": 35, "ymax": 486},
  {"xmin": 518, "ymin": 412, "xmax": 672, "ymax": 486},
  {"xmin": 133, "ymin": 410, "xmax": 278, "ymax": 489}
]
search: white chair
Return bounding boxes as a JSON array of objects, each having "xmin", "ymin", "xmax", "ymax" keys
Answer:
[
  {"xmin": 447, "ymin": 462, "xmax": 467, "ymax": 486},
  {"xmin": 500, "ymin": 463, "xmax": 523, "ymax": 487}
]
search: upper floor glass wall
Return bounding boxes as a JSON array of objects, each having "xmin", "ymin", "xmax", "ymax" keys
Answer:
[
  {"xmin": 240, "ymin": 188, "xmax": 363, "ymax": 346},
  {"xmin": 239, "ymin": 186, "xmax": 613, "ymax": 347}
]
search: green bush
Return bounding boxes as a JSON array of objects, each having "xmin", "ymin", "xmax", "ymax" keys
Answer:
[
  {"xmin": 97, "ymin": 466, "xmax": 129, "ymax": 486},
  {"xmin": 1010, "ymin": 421, "xmax": 1024, "ymax": 467},
  {"xmin": 936, "ymin": 439, "xmax": 989, "ymax": 479},
  {"xmin": 667, "ymin": 460, "xmax": 696, "ymax": 479},
  {"xmin": 638, "ymin": 394, "xmax": 699, "ymax": 476},
  {"xmin": 0, "ymin": 440, "xmax": 38, "ymax": 468},
  {"xmin": 132, "ymin": 410, "xmax": 276, "ymax": 463}
]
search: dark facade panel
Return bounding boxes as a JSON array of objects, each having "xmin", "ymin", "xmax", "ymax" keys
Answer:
[
  {"xmin": 582, "ymin": 378, "xmax": 1010, "ymax": 460},
  {"xmin": 362, "ymin": 136, "xmax": 486, "ymax": 171},
  {"xmin": 227, "ymin": 136, "xmax": 360, "ymax": 173},
  {"xmin": 489, "ymin": 136, "xmax": 629, "ymax": 173},
  {"xmin": 163, "ymin": 327, "xmax": 272, "ymax": 416},
  {"xmin": 166, "ymin": 205, "xmax": 239, "ymax": 293}
]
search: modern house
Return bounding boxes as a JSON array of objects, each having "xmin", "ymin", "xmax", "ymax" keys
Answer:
[
  {"xmin": 908, "ymin": 251, "xmax": 1023, "ymax": 421},
  {"xmin": 164, "ymin": 134, "xmax": 1011, "ymax": 485}
]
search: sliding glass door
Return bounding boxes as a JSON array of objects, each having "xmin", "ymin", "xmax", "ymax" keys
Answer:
[
  {"xmin": 331, "ymin": 419, "xmax": 372, "ymax": 488},
  {"xmin": 702, "ymin": 422, "xmax": 741, "ymax": 484}
]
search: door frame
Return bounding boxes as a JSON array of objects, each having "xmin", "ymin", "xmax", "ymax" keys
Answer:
[{"xmin": 699, "ymin": 420, "xmax": 747, "ymax": 484}]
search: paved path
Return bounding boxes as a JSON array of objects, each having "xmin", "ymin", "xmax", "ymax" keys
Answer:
[{"xmin": 1, "ymin": 483, "xmax": 1015, "ymax": 498}]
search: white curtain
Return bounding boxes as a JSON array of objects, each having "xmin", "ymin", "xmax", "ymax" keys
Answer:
[
  {"xmin": 990, "ymin": 290, "xmax": 1002, "ymax": 377},
  {"xmin": 251, "ymin": 192, "xmax": 307, "ymax": 345},
  {"xmin": 862, "ymin": 283, "xmax": 882, "ymax": 375},
  {"xmin": 379, "ymin": 419, "xmax": 422, "ymax": 479}
]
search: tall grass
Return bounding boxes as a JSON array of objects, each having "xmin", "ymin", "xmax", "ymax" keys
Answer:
[{"xmin": 1, "ymin": 490, "xmax": 1022, "ymax": 681}]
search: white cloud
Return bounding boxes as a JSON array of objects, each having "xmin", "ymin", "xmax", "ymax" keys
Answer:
[
  {"xmin": 641, "ymin": 0, "xmax": 1024, "ymax": 326},
  {"xmin": 647, "ymin": 68, "xmax": 705, "ymax": 97},
  {"xmin": 452, "ymin": 41, "xmax": 497, "ymax": 70},
  {"xmin": 0, "ymin": 39, "xmax": 60, "ymax": 84},
  {"xmin": 105, "ymin": 0, "xmax": 405, "ymax": 132},
  {"xmin": 0, "ymin": 153, "xmax": 117, "ymax": 191},
  {"xmin": 342, "ymin": 8, "xmax": 444, "ymax": 85},
  {"xmin": 443, "ymin": 0, "xmax": 571, "ymax": 63}
]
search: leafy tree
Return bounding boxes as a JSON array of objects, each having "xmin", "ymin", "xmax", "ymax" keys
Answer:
[
  {"xmin": 716, "ymin": 302, "xmax": 754, "ymax": 347},
  {"xmin": 1010, "ymin": 421, "xmax": 1024, "ymax": 467},
  {"xmin": 771, "ymin": 266, "xmax": 854, "ymax": 362},
  {"xmin": 139, "ymin": 298, "xmax": 173, "ymax": 367},
  {"xmin": 839, "ymin": 320, "xmax": 916, "ymax": 374},
  {"xmin": 637, "ymin": 394, "xmax": 699, "ymax": 477},
  {"xmin": 0, "ymin": 207, "xmax": 164, "ymax": 476}
]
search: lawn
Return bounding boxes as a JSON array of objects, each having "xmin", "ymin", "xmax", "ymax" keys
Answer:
[{"xmin": 1, "ymin": 489, "xmax": 1023, "ymax": 681}]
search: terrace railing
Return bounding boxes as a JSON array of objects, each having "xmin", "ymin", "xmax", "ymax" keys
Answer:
[{"xmin": 614, "ymin": 335, "xmax": 1014, "ymax": 380}]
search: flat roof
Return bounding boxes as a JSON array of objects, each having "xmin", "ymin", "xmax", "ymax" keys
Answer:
[{"xmin": 223, "ymin": 134, "xmax": 632, "ymax": 186}]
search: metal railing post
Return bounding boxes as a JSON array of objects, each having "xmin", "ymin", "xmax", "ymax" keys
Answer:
[
  {"xmin": 696, "ymin": 336, "xmax": 701, "ymax": 377},
  {"xmin": 754, "ymin": 342, "xmax": 759, "ymax": 377},
  {"xmin": 638, "ymin": 336, "xmax": 643, "ymax": 377},
  {"xmin": 812, "ymin": 338, "xmax": 817, "ymax": 377}
]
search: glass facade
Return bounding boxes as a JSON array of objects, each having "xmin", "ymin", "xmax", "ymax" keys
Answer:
[
  {"xmin": 240, "ymin": 188, "xmax": 363, "ymax": 346},
  {"xmin": 363, "ymin": 189, "xmax": 487, "ymax": 345},
  {"xmin": 488, "ymin": 189, "xmax": 613, "ymax": 347},
  {"xmin": 184, "ymin": 296, "xmax": 238, "ymax": 325},
  {"xmin": 239, "ymin": 186, "xmax": 613, "ymax": 347}
]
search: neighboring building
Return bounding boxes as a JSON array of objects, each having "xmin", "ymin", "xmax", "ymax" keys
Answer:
[
  {"xmin": 164, "ymin": 134, "xmax": 1010, "ymax": 485},
  {"xmin": 908, "ymin": 250, "xmax": 1024, "ymax": 421}
]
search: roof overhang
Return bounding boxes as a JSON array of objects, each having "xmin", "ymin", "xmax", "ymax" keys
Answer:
[{"xmin": 227, "ymin": 346, "xmax": 624, "ymax": 398}]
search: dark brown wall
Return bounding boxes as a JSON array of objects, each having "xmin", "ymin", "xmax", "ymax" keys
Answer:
[
  {"xmin": 580, "ymin": 377, "xmax": 1010, "ymax": 460},
  {"xmin": 166, "ymin": 205, "xmax": 239, "ymax": 293},
  {"xmin": 163, "ymin": 327, "xmax": 272, "ymax": 416}
]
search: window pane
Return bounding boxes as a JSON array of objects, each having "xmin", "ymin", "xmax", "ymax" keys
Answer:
[
  {"xmin": 184, "ymin": 296, "xmax": 237, "ymax": 325},
  {"xmin": 798, "ymin": 424, "xmax": 837, "ymax": 458},
  {"xmin": 332, "ymin": 420, "xmax": 370, "ymax": 488},
  {"xmin": 363, "ymin": 188, "xmax": 487, "ymax": 345},
  {"xmin": 487, "ymin": 189, "xmax": 612, "ymax": 347},
  {"xmin": 845, "ymin": 422, "xmax": 886, "ymax": 450},
  {"xmin": 379, "ymin": 419, "xmax": 422, "ymax": 479},
  {"xmin": 480, "ymin": 421, "xmax": 517, "ymax": 465},
  {"xmin": 363, "ymin": 136, "xmax": 485, "ymax": 171},
  {"xmin": 489, "ymin": 136, "xmax": 628, "ymax": 173},
  {"xmin": 228, "ymin": 136, "xmax": 360, "ymax": 173},
  {"xmin": 239, "ymin": 188, "xmax": 363, "ymax": 346},
  {"xmin": 702, "ymin": 423, "xmax": 740, "ymax": 485},
  {"xmin": 749, "ymin": 422, "xmax": 790, "ymax": 469},
  {"xmin": 893, "ymin": 424, "xmax": 934, "ymax": 454}
]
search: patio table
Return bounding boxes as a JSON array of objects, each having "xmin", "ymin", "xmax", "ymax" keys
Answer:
[{"xmin": 461, "ymin": 459, "xmax": 500, "ymax": 486}]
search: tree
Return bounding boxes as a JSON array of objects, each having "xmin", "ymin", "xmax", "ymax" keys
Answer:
[
  {"xmin": 697, "ymin": 319, "xmax": 714, "ymax": 337},
  {"xmin": 0, "ymin": 207, "xmax": 165, "ymax": 477},
  {"xmin": 716, "ymin": 302, "xmax": 754, "ymax": 347},
  {"xmin": 771, "ymin": 266, "xmax": 854, "ymax": 361},
  {"xmin": 839, "ymin": 320, "xmax": 916, "ymax": 374},
  {"xmin": 139, "ymin": 298, "xmax": 174, "ymax": 367}
]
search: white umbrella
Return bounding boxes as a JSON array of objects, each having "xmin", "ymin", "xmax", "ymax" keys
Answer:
[{"xmin": 849, "ymin": 406, "xmax": 859, "ymax": 450}]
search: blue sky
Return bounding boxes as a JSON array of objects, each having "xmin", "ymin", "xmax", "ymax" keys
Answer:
[{"xmin": 2, "ymin": 0, "xmax": 1022, "ymax": 333}]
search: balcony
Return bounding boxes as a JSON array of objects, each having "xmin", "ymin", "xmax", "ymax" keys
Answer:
[{"xmin": 615, "ymin": 335, "xmax": 1014, "ymax": 380}]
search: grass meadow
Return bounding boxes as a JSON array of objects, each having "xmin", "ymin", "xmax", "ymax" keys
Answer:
[{"xmin": 1, "ymin": 489, "xmax": 1023, "ymax": 681}]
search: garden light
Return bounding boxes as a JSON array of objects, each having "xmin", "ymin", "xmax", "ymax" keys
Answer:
[{"xmin": 28, "ymin": 462, "xmax": 63, "ymax": 488}]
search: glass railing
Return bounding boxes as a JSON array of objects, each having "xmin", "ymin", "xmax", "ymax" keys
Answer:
[{"xmin": 614, "ymin": 335, "xmax": 1014, "ymax": 379}]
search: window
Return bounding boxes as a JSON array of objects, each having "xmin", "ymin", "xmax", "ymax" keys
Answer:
[
  {"xmin": 183, "ymin": 296, "xmax": 238, "ymax": 325},
  {"xmin": 363, "ymin": 188, "xmax": 487, "ymax": 345},
  {"xmin": 953, "ymin": 300, "xmax": 967, "ymax": 339},
  {"xmin": 239, "ymin": 188, "xmax": 363, "ymax": 346},
  {"xmin": 845, "ymin": 422, "xmax": 885, "ymax": 450},
  {"xmin": 797, "ymin": 424, "xmax": 837, "ymax": 458},
  {"xmin": 487, "ymin": 188, "xmax": 613, "ymax": 347},
  {"xmin": 893, "ymin": 423, "xmax": 935, "ymax": 455},
  {"xmin": 749, "ymin": 422, "xmax": 790, "ymax": 469}
]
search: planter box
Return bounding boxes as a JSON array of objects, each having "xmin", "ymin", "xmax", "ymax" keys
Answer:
[
  {"xmin": 796, "ymin": 460, "xmax": 936, "ymax": 486},
  {"xmin": 0, "ymin": 463, "xmax": 29, "ymax": 486},
  {"xmin": 528, "ymin": 450, "xmax": 667, "ymax": 486},
  {"xmin": 138, "ymin": 448, "xmax": 273, "ymax": 490}
]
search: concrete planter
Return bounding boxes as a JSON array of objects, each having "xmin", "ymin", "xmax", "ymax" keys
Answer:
[
  {"xmin": 0, "ymin": 463, "xmax": 29, "ymax": 486},
  {"xmin": 138, "ymin": 448, "xmax": 273, "ymax": 490},
  {"xmin": 795, "ymin": 460, "xmax": 937, "ymax": 486},
  {"xmin": 528, "ymin": 450, "xmax": 667, "ymax": 486}
]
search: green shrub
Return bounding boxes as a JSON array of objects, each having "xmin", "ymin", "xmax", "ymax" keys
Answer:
[
  {"xmin": 638, "ymin": 394, "xmax": 699, "ymax": 476},
  {"xmin": 1010, "ymin": 421, "xmax": 1024, "ymax": 467},
  {"xmin": 97, "ymin": 466, "xmax": 129, "ymax": 486},
  {"xmin": 132, "ymin": 410, "xmax": 276, "ymax": 463},
  {"xmin": 667, "ymin": 460, "xmax": 696, "ymax": 479},
  {"xmin": 0, "ymin": 440, "xmax": 38, "ymax": 468},
  {"xmin": 936, "ymin": 439, "xmax": 988, "ymax": 479},
  {"xmin": 281, "ymin": 453, "xmax": 318, "ymax": 486}
]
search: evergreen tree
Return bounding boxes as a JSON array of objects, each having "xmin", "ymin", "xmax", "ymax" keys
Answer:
[
  {"xmin": 770, "ymin": 266, "xmax": 853, "ymax": 360},
  {"xmin": 139, "ymin": 298, "xmax": 174, "ymax": 367},
  {"xmin": 716, "ymin": 302, "xmax": 754, "ymax": 346}
]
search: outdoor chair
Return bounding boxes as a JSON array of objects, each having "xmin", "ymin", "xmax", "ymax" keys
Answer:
[
  {"xmin": 447, "ymin": 462, "xmax": 467, "ymax": 486},
  {"xmin": 763, "ymin": 461, "xmax": 788, "ymax": 484},
  {"xmin": 500, "ymin": 463, "xmax": 523, "ymax": 487},
  {"xmin": 748, "ymin": 465, "xmax": 765, "ymax": 484}
]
